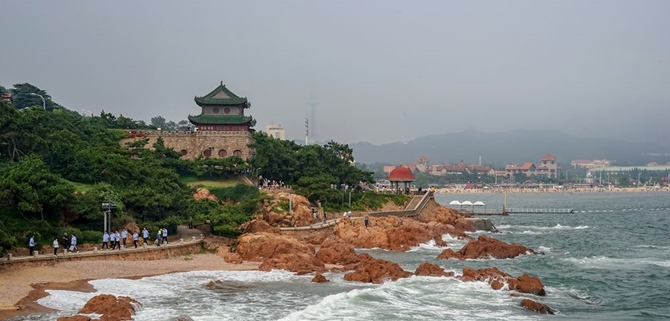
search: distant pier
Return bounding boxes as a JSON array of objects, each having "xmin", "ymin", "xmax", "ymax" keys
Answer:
[{"xmin": 467, "ymin": 208, "xmax": 575, "ymax": 215}]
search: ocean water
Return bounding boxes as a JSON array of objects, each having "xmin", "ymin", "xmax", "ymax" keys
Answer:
[{"xmin": 12, "ymin": 192, "xmax": 670, "ymax": 320}]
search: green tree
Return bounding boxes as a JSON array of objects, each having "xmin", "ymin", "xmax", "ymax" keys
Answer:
[{"xmin": 9, "ymin": 83, "xmax": 61, "ymax": 110}]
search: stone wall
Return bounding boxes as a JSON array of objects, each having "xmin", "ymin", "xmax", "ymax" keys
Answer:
[
  {"xmin": 0, "ymin": 241, "xmax": 204, "ymax": 271},
  {"xmin": 119, "ymin": 130, "xmax": 253, "ymax": 160}
]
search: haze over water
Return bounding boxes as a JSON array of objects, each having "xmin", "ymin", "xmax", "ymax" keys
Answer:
[{"xmin": 13, "ymin": 192, "xmax": 670, "ymax": 320}]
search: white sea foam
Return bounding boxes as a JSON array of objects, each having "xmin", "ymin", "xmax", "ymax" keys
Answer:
[
  {"xmin": 538, "ymin": 246, "xmax": 553, "ymax": 252},
  {"xmin": 279, "ymin": 276, "xmax": 537, "ymax": 321},
  {"xmin": 563, "ymin": 256, "xmax": 670, "ymax": 270}
]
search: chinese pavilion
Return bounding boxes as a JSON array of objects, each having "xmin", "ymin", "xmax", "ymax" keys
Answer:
[{"xmin": 188, "ymin": 82, "xmax": 257, "ymax": 132}]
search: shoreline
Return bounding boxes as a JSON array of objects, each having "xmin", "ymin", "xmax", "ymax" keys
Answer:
[{"xmin": 0, "ymin": 253, "xmax": 260, "ymax": 320}]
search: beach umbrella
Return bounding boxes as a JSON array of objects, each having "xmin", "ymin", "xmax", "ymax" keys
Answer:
[
  {"xmin": 474, "ymin": 201, "xmax": 486, "ymax": 213},
  {"xmin": 449, "ymin": 200, "xmax": 461, "ymax": 205},
  {"xmin": 461, "ymin": 201, "xmax": 473, "ymax": 211}
]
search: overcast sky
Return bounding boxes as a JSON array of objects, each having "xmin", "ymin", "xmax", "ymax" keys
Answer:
[{"xmin": 1, "ymin": 1, "xmax": 668, "ymax": 145}]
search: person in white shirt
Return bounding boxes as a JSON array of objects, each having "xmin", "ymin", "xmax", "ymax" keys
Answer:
[
  {"xmin": 162, "ymin": 228, "xmax": 168, "ymax": 245},
  {"xmin": 53, "ymin": 237, "xmax": 59, "ymax": 256},
  {"xmin": 29, "ymin": 235, "xmax": 36, "ymax": 256},
  {"xmin": 70, "ymin": 234, "xmax": 78, "ymax": 253},
  {"xmin": 102, "ymin": 231, "xmax": 109, "ymax": 250},
  {"xmin": 121, "ymin": 229, "xmax": 128, "ymax": 249},
  {"xmin": 142, "ymin": 228, "xmax": 149, "ymax": 246},
  {"xmin": 132, "ymin": 231, "xmax": 139, "ymax": 248}
]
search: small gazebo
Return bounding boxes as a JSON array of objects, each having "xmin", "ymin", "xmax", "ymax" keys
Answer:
[{"xmin": 387, "ymin": 166, "xmax": 415, "ymax": 194}]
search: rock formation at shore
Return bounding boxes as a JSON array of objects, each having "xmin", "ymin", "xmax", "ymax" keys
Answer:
[
  {"xmin": 437, "ymin": 234, "xmax": 537, "ymax": 260},
  {"xmin": 311, "ymin": 273, "xmax": 329, "ymax": 283},
  {"xmin": 259, "ymin": 190, "xmax": 314, "ymax": 227},
  {"xmin": 414, "ymin": 262, "xmax": 454, "ymax": 277},
  {"xmin": 57, "ymin": 294, "xmax": 141, "ymax": 321},
  {"xmin": 343, "ymin": 257, "xmax": 413, "ymax": 284},
  {"xmin": 460, "ymin": 267, "xmax": 546, "ymax": 296},
  {"xmin": 520, "ymin": 299, "xmax": 555, "ymax": 314}
]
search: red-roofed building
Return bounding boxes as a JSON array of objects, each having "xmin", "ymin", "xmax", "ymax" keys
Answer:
[
  {"xmin": 387, "ymin": 166, "xmax": 415, "ymax": 194},
  {"xmin": 505, "ymin": 153, "xmax": 559, "ymax": 178}
]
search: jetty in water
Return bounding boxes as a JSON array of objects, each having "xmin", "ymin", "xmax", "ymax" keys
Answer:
[{"xmin": 469, "ymin": 208, "xmax": 575, "ymax": 215}]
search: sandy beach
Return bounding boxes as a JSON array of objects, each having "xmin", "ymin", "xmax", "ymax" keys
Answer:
[{"xmin": 0, "ymin": 253, "xmax": 259, "ymax": 320}]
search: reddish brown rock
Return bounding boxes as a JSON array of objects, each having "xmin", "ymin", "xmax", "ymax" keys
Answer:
[
  {"xmin": 216, "ymin": 246, "xmax": 243, "ymax": 264},
  {"xmin": 508, "ymin": 274, "xmax": 546, "ymax": 296},
  {"xmin": 414, "ymin": 262, "xmax": 454, "ymax": 277},
  {"xmin": 437, "ymin": 234, "xmax": 535, "ymax": 260},
  {"xmin": 520, "ymin": 299, "xmax": 554, "ymax": 314},
  {"xmin": 258, "ymin": 253, "xmax": 326, "ymax": 274},
  {"xmin": 316, "ymin": 238, "xmax": 360, "ymax": 265},
  {"xmin": 78, "ymin": 294, "xmax": 141, "ymax": 321},
  {"xmin": 460, "ymin": 267, "xmax": 546, "ymax": 296},
  {"xmin": 311, "ymin": 273, "xmax": 330, "ymax": 283},
  {"xmin": 432, "ymin": 235, "xmax": 448, "ymax": 247},
  {"xmin": 235, "ymin": 232, "xmax": 314, "ymax": 261},
  {"xmin": 239, "ymin": 219, "xmax": 280, "ymax": 234},
  {"xmin": 436, "ymin": 248, "xmax": 459, "ymax": 260},
  {"xmin": 57, "ymin": 317, "xmax": 92, "ymax": 321},
  {"xmin": 344, "ymin": 258, "xmax": 412, "ymax": 284},
  {"xmin": 260, "ymin": 190, "xmax": 314, "ymax": 227},
  {"xmin": 193, "ymin": 188, "xmax": 217, "ymax": 201}
]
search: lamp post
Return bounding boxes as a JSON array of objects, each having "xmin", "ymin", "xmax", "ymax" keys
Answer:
[{"xmin": 29, "ymin": 93, "xmax": 46, "ymax": 110}]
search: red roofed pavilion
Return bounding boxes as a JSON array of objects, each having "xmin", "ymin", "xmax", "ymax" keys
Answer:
[{"xmin": 387, "ymin": 166, "xmax": 415, "ymax": 194}]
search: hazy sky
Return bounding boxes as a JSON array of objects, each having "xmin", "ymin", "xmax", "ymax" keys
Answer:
[{"xmin": 1, "ymin": 1, "xmax": 669, "ymax": 145}]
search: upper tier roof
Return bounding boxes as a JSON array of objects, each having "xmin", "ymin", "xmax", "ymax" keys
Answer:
[
  {"xmin": 188, "ymin": 114, "xmax": 255, "ymax": 126},
  {"xmin": 194, "ymin": 82, "xmax": 249, "ymax": 106}
]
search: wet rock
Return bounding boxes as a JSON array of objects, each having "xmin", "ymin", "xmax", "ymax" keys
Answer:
[
  {"xmin": 78, "ymin": 294, "xmax": 141, "ymax": 320},
  {"xmin": 216, "ymin": 246, "xmax": 243, "ymax": 264},
  {"xmin": 432, "ymin": 235, "xmax": 448, "ymax": 247},
  {"xmin": 173, "ymin": 316, "xmax": 195, "ymax": 321},
  {"xmin": 311, "ymin": 273, "xmax": 330, "ymax": 283},
  {"xmin": 258, "ymin": 252, "xmax": 326, "ymax": 274},
  {"xmin": 57, "ymin": 316, "xmax": 92, "ymax": 321},
  {"xmin": 344, "ymin": 258, "xmax": 412, "ymax": 284},
  {"xmin": 414, "ymin": 262, "xmax": 454, "ymax": 277},
  {"xmin": 520, "ymin": 298, "xmax": 554, "ymax": 314},
  {"xmin": 460, "ymin": 267, "xmax": 546, "ymax": 296},
  {"xmin": 437, "ymin": 235, "xmax": 536, "ymax": 260},
  {"xmin": 316, "ymin": 238, "xmax": 360, "ymax": 265},
  {"xmin": 235, "ymin": 232, "xmax": 314, "ymax": 261}
]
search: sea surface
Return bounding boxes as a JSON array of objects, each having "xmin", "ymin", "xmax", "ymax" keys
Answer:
[{"xmin": 12, "ymin": 192, "xmax": 670, "ymax": 320}]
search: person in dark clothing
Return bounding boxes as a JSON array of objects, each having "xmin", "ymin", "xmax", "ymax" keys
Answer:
[
  {"xmin": 61, "ymin": 233, "xmax": 70, "ymax": 254},
  {"xmin": 364, "ymin": 216, "xmax": 370, "ymax": 228}
]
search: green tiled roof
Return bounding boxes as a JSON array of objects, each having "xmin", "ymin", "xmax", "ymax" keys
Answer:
[
  {"xmin": 194, "ymin": 82, "xmax": 249, "ymax": 106},
  {"xmin": 188, "ymin": 114, "xmax": 254, "ymax": 125}
]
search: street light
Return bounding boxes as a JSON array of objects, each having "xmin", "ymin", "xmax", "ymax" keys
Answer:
[{"xmin": 29, "ymin": 93, "xmax": 46, "ymax": 110}]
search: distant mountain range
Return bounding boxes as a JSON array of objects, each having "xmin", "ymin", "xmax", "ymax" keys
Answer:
[{"xmin": 350, "ymin": 129, "xmax": 670, "ymax": 167}]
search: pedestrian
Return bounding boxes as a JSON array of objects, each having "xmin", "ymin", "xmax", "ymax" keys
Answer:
[
  {"xmin": 110, "ymin": 230, "xmax": 116, "ymax": 250},
  {"xmin": 28, "ymin": 234, "xmax": 36, "ymax": 256},
  {"xmin": 115, "ymin": 230, "xmax": 121, "ymax": 250},
  {"xmin": 364, "ymin": 216, "xmax": 370, "ymax": 228},
  {"xmin": 142, "ymin": 228, "xmax": 149, "ymax": 246},
  {"xmin": 162, "ymin": 228, "xmax": 168, "ymax": 245},
  {"xmin": 121, "ymin": 229, "xmax": 128, "ymax": 249},
  {"xmin": 323, "ymin": 212, "xmax": 327, "ymax": 223},
  {"xmin": 53, "ymin": 236, "xmax": 59, "ymax": 256},
  {"xmin": 156, "ymin": 230, "xmax": 162, "ymax": 246},
  {"xmin": 62, "ymin": 232, "xmax": 70, "ymax": 254},
  {"xmin": 132, "ymin": 231, "xmax": 139, "ymax": 248},
  {"xmin": 69, "ymin": 234, "xmax": 79, "ymax": 253},
  {"xmin": 347, "ymin": 211, "xmax": 352, "ymax": 219},
  {"xmin": 102, "ymin": 230, "xmax": 109, "ymax": 250}
]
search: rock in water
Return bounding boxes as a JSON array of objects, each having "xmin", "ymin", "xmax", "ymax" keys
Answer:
[{"xmin": 520, "ymin": 299, "xmax": 555, "ymax": 314}]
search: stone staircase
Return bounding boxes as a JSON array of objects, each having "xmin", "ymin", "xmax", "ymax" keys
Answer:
[{"xmin": 404, "ymin": 195, "xmax": 424, "ymax": 210}]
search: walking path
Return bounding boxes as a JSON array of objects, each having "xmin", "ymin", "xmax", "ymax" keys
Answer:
[{"xmin": 1, "ymin": 226, "xmax": 205, "ymax": 265}]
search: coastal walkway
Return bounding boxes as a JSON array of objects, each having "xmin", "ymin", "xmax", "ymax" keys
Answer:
[{"xmin": 0, "ymin": 226, "xmax": 206, "ymax": 270}]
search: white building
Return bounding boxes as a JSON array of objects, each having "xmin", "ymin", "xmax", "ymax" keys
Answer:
[{"xmin": 264, "ymin": 123, "xmax": 285, "ymax": 140}]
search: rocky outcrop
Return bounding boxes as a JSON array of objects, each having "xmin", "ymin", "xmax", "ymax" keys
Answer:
[
  {"xmin": 414, "ymin": 262, "xmax": 454, "ymax": 277},
  {"xmin": 315, "ymin": 237, "xmax": 360, "ymax": 265},
  {"xmin": 239, "ymin": 219, "xmax": 281, "ymax": 234},
  {"xmin": 520, "ymin": 299, "xmax": 555, "ymax": 314},
  {"xmin": 216, "ymin": 246, "xmax": 242, "ymax": 264},
  {"xmin": 235, "ymin": 232, "xmax": 314, "ymax": 261},
  {"xmin": 334, "ymin": 216, "xmax": 469, "ymax": 252},
  {"xmin": 460, "ymin": 267, "xmax": 546, "ymax": 296},
  {"xmin": 312, "ymin": 273, "xmax": 330, "ymax": 283},
  {"xmin": 57, "ymin": 317, "xmax": 91, "ymax": 321},
  {"xmin": 416, "ymin": 200, "xmax": 476, "ymax": 232},
  {"xmin": 260, "ymin": 190, "xmax": 314, "ymax": 227},
  {"xmin": 432, "ymin": 235, "xmax": 447, "ymax": 247},
  {"xmin": 344, "ymin": 258, "xmax": 412, "ymax": 284},
  {"xmin": 78, "ymin": 294, "xmax": 141, "ymax": 320},
  {"xmin": 193, "ymin": 188, "xmax": 217, "ymax": 201},
  {"xmin": 437, "ymin": 235, "xmax": 536, "ymax": 260},
  {"xmin": 258, "ymin": 253, "xmax": 326, "ymax": 274}
]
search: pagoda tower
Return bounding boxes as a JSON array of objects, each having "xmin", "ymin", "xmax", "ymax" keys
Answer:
[{"xmin": 188, "ymin": 82, "xmax": 256, "ymax": 132}]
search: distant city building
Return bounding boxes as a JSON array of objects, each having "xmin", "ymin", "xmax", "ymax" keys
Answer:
[
  {"xmin": 505, "ymin": 153, "xmax": 559, "ymax": 179},
  {"xmin": 264, "ymin": 123, "xmax": 286, "ymax": 140},
  {"xmin": 571, "ymin": 159, "xmax": 612, "ymax": 169}
]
